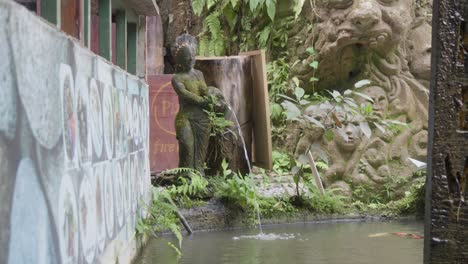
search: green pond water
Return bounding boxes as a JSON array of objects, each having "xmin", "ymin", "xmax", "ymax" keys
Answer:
[{"xmin": 136, "ymin": 220, "xmax": 423, "ymax": 264}]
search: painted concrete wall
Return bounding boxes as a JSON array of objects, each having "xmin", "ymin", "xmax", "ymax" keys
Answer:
[{"xmin": 0, "ymin": 1, "xmax": 152, "ymax": 263}]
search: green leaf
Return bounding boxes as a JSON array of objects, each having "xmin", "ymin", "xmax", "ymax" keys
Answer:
[
  {"xmin": 309, "ymin": 61, "xmax": 319, "ymax": 69},
  {"xmin": 258, "ymin": 25, "xmax": 271, "ymax": 48},
  {"xmin": 250, "ymin": 0, "xmax": 260, "ymax": 12},
  {"xmin": 266, "ymin": 0, "xmax": 276, "ymax": 21},
  {"xmin": 353, "ymin": 91, "xmax": 374, "ymax": 103},
  {"xmin": 281, "ymin": 101, "xmax": 301, "ymax": 120},
  {"xmin": 306, "ymin": 47, "xmax": 315, "ymax": 55},
  {"xmin": 292, "ymin": 76, "xmax": 300, "ymax": 87},
  {"xmin": 359, "ymin": 121, "xmax": 372, "ymax": 139},
  {"xmin": 354, "ymin": 79, "xmax": 371, "ymax": 89},
  {"xmin": 309, "ymin": 77, "xmax": 319, "ymax": 82},
  {"xmin": 293, "ymin": 0, "xmax": 306, "ymax": 19},
  {"xmin": 303, "ymin": 115, "xmax": 325, "ymax": 128},
  {"xmin": 207, "ymin": 0, "xmax": 217, "ymax": 9},
  {"xmin": 192, "ymin": 0, "xmax": 206, "ymax": 16},
  {"xmin": 224, "ymin": 5, "xmax": 238, "ymax": 30},
  {"xmin": 295, "ymin": 87, "xmax": 305, "ymax": 100}
]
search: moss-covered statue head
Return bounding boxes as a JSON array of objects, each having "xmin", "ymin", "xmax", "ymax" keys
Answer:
[{"xmin": 171, "ymin": 34, "xmax": 197, "ymax": 72}]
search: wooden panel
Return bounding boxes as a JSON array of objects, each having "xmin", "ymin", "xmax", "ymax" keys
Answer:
[
  {"xmin": 146, "ymin": 15, "xmax": 164, "ymax": 75},
  {"xmin": 148, "ymin": 75, "xmax": 179, "ymax": 173},
  {"xmin": 61, "ymin": 0, "xmax": 80, "ymax": 39},
  {"xmin": 240, "ymin": 50, "xmax": 272, "ymax": 170},
  {"xmin": 98, "ymin": 0, "xmax": 111, "ymax": 60},
  {"xmin": 115, "ymin": 11, "xmax": 127, "ymax": 69},
  {"xmin": 90, "ymin": 14, "xmax": 99, "ymax": 54},
  {"xmin": 111, "ymin": 22, "xmax": 116, "ymax": 64},
  {"xmin": 136, "ymin": 15, "xmax": 146, "ymax": 78},
  {"xmin": 84, "ymin": 0, "xmax": 90, "ymax": 46},
  {"xmin": 196, "ymin": 57, "xmax": 253, "ymax": 174},
  {"xmin": 40, "ymin": 0, "xmax": 57, "ymax": 25},
  {"xmin": 127, "ymin": 23, "xmax": 137, "ymax": 74}
]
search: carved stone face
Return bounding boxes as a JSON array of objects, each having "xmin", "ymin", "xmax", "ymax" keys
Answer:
[
  {"xmin": 407, "ymin": 21, "xmax": 432, "ymax": 84},
  {"xmin": 313, "ymin": 0, "xmax": 414, "ymax": 88},
  {"xmin": 333, "ymin": 122, "xmax": 361, "ymax": 152},
  {"xmin": 359, "ymin": 86, "xmax": 388, "ymax": 118},
  {"xmin": 315, "ymin": 0, "xmax": 413, "ymax": 53},
  {"xmin": 173, "ymin": 45, "xmax": 196, "ymax": 72}
]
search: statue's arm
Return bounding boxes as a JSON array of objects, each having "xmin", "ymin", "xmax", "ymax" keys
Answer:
[{"xmin": 172, "ymin": 77, "xmax": 206, "ymax": 106}]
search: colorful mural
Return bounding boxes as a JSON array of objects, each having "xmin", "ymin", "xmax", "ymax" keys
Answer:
[{"xmin": 0, "ymin": 2, "xmax": 151, "ymax": 263}]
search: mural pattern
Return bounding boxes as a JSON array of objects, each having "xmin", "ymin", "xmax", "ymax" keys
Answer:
[{"xmin": 0, "ymin": 2, "xmax": 151, "ymax": 263}]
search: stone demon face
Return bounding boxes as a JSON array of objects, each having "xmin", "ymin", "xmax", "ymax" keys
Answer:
[
  {"xmin": 311, "ymin": 0, "xmax": 414, "ymax": 88},
  {"xmin": 315, "ymin": 0, "xmax": 413, "ymax": 55}
]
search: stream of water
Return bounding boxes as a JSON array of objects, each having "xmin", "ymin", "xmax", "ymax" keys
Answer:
[
  {"xmin": 136, "ymin": 220, "xmax": 424, "ymax": 264},
  {"xmin": 227, "ymin": 105, "xmax": 263, "ymax": 234}
]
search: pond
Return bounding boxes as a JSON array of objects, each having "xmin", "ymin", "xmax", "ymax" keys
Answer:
[{"xmin": 136, "ymin": 220, "xmax": 423, "ymax": 264}]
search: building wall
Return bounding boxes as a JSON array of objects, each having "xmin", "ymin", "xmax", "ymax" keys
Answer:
[{"xmin": 0, "ymin": 1, "xmax": 151, "ymax": 263}]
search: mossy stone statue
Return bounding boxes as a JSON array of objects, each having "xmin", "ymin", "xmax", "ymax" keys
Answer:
[{"xmin": 171, "ymin": 34, "xmax": 226, "ymax": 176}]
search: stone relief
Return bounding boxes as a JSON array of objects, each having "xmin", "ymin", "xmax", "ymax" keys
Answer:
[{"xmin": 287, "ymin": 0, "xmax": 432, "ymax": 196}]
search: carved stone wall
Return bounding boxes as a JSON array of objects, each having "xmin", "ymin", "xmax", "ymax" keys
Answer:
[
  {"xmin": 286, "ymin": 0, "xmax": 432, "ymax": 195},
  {"xmin": 425, "ymin": 0, "xmax": 468, "ymax": 263}
]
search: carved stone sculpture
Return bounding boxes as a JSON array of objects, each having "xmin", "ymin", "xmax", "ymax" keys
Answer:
[
  {"xmin": 288, "ymin": 0, "xmax": 431, "ymax": 195},
  {"xmin": 171, "ymin": 34, "xmax": 226, "ymax": 176}
]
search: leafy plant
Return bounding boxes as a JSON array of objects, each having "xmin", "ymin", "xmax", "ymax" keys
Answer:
[
  {"xmin": 168, "ymin": 174, "xmax": 209, "ymax": 200},
  {"xmin": 303, "ymin": 182, "xmax": 346, "ymax": 214},
  {"xmin": 136, "ymin": 187, "xmax": 183, "ymax": 257},
  {"xmin": 192, "ymin": 0, "xmax": 305, "ymax": 56},
  {"xmin": 281, "ymin": 79, "xmax": 408, "ymax": 145},
  {"xmin": 204, "ymin": 94, "xmax": 234, "ymax": 174},
  {"xmin": 272, "ymin": 150, "xmax": 293, "ymax": 174}
]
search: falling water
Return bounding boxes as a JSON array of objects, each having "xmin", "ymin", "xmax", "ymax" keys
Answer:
[{"xmin": 227, "ymin": 105, "xmax": 263, "ymax": 234}]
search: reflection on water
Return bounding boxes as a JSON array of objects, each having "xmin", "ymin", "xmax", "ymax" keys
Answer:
[{"xmin": 137, "ymin": 220, "xmax": 423, "ymax": 264}]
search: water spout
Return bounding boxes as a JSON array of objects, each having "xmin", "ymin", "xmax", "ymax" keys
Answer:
[{"xmin": 227, "ymin": 105, "xmax": 263, "ymax": 234}]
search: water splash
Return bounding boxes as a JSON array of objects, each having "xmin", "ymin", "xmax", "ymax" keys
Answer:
[
  {"xmin": 227, "ymin": 105, "xmax": 262, "ymax": 234},
  {"xmin": 232, "ymin": 233, "xmax": 296, "ymax": 241}
]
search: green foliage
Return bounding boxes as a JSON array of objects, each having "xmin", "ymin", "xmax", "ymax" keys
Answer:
[
  {"xmin": 392, "ymin": 175, "xmax": 426, "ymax": 215},
  {"xmin": 281, "ymin": 78, "xmax": 408, "ymax": 145},
  {"xmin": 213, "ymin": 160, "xmax": 296, "ymax": 221},
  {"xmin": 136, "ymin": 188, "xmax": 183, "ymax": 257},
  {"xmin": 267, "ymin": 58, "xmax": 290, "ymax": 103},
  {"xmin": 168, "ymin": 174, "xmax": 209, "ymax": 200},
  {"xmin": 272, "ymin": 150, "xmax": 293, "ymax": 174},
  {"xmin": 303, "ymin": 184, "xmax": 346, "ymax": 214},
  {"xmin": 161, "ymin": 167, "xmax": 202, "ymax": 178},
  {"xmin": 193, "ymin": 0, "xmax": 303, "ymax": 56},
  {"xmin": 215, "ymin": 172, "xmax": 258, "ymax": 209}
]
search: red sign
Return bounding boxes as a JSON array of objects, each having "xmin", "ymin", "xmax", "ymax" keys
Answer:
[{"xmin": 148, "ymin": 75, "xmax": 180, "ymax": 173}]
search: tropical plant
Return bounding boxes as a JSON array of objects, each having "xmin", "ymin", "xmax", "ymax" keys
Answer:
[
  {"xmin": 192, "ymin": 0, "xmax": 306, "ymax": 56},
  {"xmin": 303, "ymin": 182, "xmax": 346, "ymax": 214},
  {"xmin": 136, "ymin": 187, "xmax": 183, "ymax": 257},
  {"xmin": 272, "ymin": 150, "xmax": 293, "ymax": 174}
]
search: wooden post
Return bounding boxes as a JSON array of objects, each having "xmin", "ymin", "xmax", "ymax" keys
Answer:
[
  {"xmin": 307, "ymin": 150, "xmax": 325, "ymax": 195},
  {"xmin": 115, "ymin": 11, "xmax": 127, "ymax": 70},
  {"xmin": 98, "ymin": 0, "xmax": 111, "ymax": 60},
  {"xmin": 127, "ymin": 23, "xmax": 137, "ymax": 75},
  {"xmin": 136, "ymin": 15, "xmax": 146, "ymax": 79},
  {"xmin": 83, "ymin": 0, "xmax": 90, "ymax": 47}
]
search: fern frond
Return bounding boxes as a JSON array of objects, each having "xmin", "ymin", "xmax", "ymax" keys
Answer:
[{"xmin": 192, "ymin": 0, "xmax": 206, "ymax": 16}]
